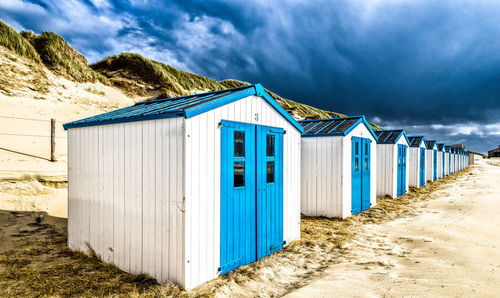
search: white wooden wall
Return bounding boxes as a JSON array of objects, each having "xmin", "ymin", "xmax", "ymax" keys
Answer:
[
  {"xmin": 301, "ymin": 136, "xmax": 343, "ymax": 218},
  {"xmin": 408, "ymin": 143, "xmax": 426, "ymax": 187},
  {"xmin": 183, "ymin": 95, "xmax": 301, "ymax": 290},
  {"xmin": 341, "ymin": 124, "xmax": 377, "ymax": 217},
  {"xmin": 425, "ymin": 149, "xmax": 434, "ymax": 182},
  {"xmin": 376, "ymin": 137, "xmax": 409, "ymax": 198},
  {"xmin": 67, "ymin": 118, "xmax": 185, "ymax": 287},
  {"xmin": 376, "ymin": 144, "xmax": 394, "ymax": 198}
]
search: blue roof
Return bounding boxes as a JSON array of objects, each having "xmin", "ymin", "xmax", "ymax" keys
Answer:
[
  {"xmin": 63, "ymin": 84, "xmax": 303, "ymax": 132},
  {"xmin": 298, "ymin": 116, "xmax": 377, "ymax": 139},
  {"xmin": 374, "ymin": 129, "xmax": 410, "ymax": 145}
]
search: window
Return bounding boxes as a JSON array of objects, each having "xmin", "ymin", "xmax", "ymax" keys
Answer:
[
  {"xmin": 365, "ymin": 143, "xmax": 368, "ymax": 153},
  {"xmin": 234, "ymin": 131, "xmax": 245, "ymax": 157},
  {"xmin": 365, "ymin": 158, "xmax": 368, "ymax": 170},
  {"xmin": 266, "ymin": 161, "xmax": 275, "ymax": 183},
  {"xmin": 355, "ymin": 143, "xmax": 359, "ymax": 155},
  {"xmin": 234, "ymin": 162, "xmax": 245, "ymax": 187},
  {"xmin": 266, "ymin": 134, "xmax": 275, "ymax": 157},
  {"xmin": 355, "ymin": 158, "xmax": 359, "ymax": 171}
]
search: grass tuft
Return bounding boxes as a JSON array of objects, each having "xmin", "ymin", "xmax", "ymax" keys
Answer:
[
  {"xmin": 0, "ymin": 21, "xmax": 41, "ymax": 63},
  {"xmin": 21, "ymin": 31, "xmax": 108, "ymax": 83}
]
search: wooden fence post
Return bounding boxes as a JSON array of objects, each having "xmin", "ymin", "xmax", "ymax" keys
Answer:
[{"xmin": 50, "ymin": 118, "xmax": 56, "ymax": 162}]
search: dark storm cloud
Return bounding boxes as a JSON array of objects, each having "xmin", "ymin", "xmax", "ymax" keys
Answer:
[{"xmin": 0, "ymin": 0, "xmax": 499, "ymax": 152}]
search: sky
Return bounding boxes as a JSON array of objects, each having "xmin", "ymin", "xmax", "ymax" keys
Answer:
[{"xmin": 1, "ymin": 0, "xmax": 499, "ymax": 153}]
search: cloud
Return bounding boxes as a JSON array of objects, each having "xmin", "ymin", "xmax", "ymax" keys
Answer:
[{"xmin": 1, "ymin": 0, "xmax": 499, "ymax": 152}]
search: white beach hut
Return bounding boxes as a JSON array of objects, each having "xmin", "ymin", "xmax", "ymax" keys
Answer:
[
  {"xmin": 63, "ymin": 84, "xmax": 303, "ymax": 290},
  {"xmin": 374, "ymin": 129, "xmax": 409, "ymax": 198},
  {"xmin": 425, "ymin": 140, "xmax": 438, "ymax": 182},
  {"xmin": 444, "ymin": 145, "xmax": 451, "ymax": 176},
  {"xmin": 437, "ymin": 143, "xmax": 445, "ymax": 178},
  {"xmin": 299, "ymin": 116, "xmax": 377, "ymax": 218},
  {"xmin": 407, "ymin": 136, "xmax": 427, "ymax": 188}
]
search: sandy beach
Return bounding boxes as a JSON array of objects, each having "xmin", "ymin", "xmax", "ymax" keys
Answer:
[
  {"xmin": 287, "ymin": 157, "xmax": 500, "ymax": 297},
  {"xmin": 0, "ymin": 155, "xmax": 497, "ymax": 296}
]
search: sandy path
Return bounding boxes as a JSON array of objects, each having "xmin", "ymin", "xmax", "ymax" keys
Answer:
[{"xmin": 287, "ymin": 158, "xmax": 500, "ymax": 297}]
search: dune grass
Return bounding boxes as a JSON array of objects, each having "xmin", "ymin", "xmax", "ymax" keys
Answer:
[
  {"xmin": 0, "ymin": 20, "xmax": 41, "ymax": 63},
  {"xmin": 21, "ymin": 31, "xmax": 108, "ymax": 83}
]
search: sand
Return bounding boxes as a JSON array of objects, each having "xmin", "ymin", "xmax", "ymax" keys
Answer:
[{"xmin": 286, "ymin": 157, "xmax": 500, "ymax": 297}]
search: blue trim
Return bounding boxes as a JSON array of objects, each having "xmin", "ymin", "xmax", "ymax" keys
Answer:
[
  {"xmin": 63, "ymin": 111, "xmax": 184, "ymax": 129},
  {"xmin": 63, "ymin": 83, "xmax": 303, "ymax": 132}
]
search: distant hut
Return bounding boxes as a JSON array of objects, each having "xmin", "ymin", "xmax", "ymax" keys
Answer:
[
  {"xmin": 425, "ymin": 140, "xmax": 438, "ymax": 182},
  {"xmin": 299, "ymin": 116, "xmax": 377, "ymax": 218},
  {"xmin": 374, "ymin": 129, "xmax": 409, "ymax": 198},
  {"xmin": 407, "ymin": 136, "xmax": 427, "ymax": 187},
  {"xmin": 437, "ymin": 143, "xmax": 445, "ymax": 178},
  {"xmin": 488, "ymin": 146, "xmax": 500, "ymax": 158}
]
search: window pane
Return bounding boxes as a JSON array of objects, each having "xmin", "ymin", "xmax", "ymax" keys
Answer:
[
  {"xmin": 355, "ymin": 158, "xmax": 359, "ymax": 171},
  {"xmin": 355, "ymin": 143, "xmax": 359, "ymax": 155},
  {"xmin": 234, "ymin": 162, "xmax": 245, "ymax": 187},
  {"xmin": 234, "ymin": 131, "xmax": 245, "ymax": 157},
  {"xmin": 266, "ymin": 134, "xmax": 275, "ymax": 157},
  {"xmin": 266, "ymin": 161, "xmax": 275, "ymax": 183},
  {"xmin": 365, "ymin": 158, "xmax": 368, "ymax": 170},
  {"xmin": 365, "ymin": 143, "xmax": 368, "ymax": 153}
]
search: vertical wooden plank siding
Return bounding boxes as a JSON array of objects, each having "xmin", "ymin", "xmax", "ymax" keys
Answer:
[
  {"xmin": 67, "ymin": 117, "xmax": 185, "ymax": 287},
  {"xmin": 376, "ymin": 144, "xmax": 394, "ymax": 198},
  {"xmin": 408, "ymin": 147, "xmax": 420, "ymax": 187},
  {"xmin": 301, "ymin": 137, "xmax": 343, "ymax": 218},
  {"xmin": 183, "ymin": 95, "xmax": 301, "ymax": 290},
  {"xmin": 425, "ymin": 149, "xmax": 433, "ymax": 182}
]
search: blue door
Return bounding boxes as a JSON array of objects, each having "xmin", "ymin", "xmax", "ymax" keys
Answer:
[
  {"xmin": 351, "ymin": 138, "xmax": 362, "ymax": 215},
  {"xmin": 402, "ymin": 145, "xmax": 407, "ymax": 195},
  {"xmin": 256, "ymin": 125, "xmax": 284, "ymax": 259},
  {"xmin": 397, "ymin": 144, "xmax": 407, "ymax": 197},
  {"xmin": 220, "ymin": 121, "xmax": 256, "ymax": 274},
  {"xmin": 419, "ymin": 148, "xmax": 426, "ymax": 187},
  {"xmin": 442, "ymin": 151, "xmax": 445, "ymax": 177},
  {"xmin": 433, "ymin": 150, "xmax": 437, "ymax": 181},
  {"xmin": 220, "ymin": 120, "xmax": 283, "ymax": 275},
  {"xmin": 361, "ymin": 139, "xmax": 371, "ymax": 211},
  {"xmin": 352, "ymin": 137, "xmax": 371, "ymax": 215}
]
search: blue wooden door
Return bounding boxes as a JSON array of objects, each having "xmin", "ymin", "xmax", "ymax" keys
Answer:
[
  {"xmin": 397, "ymin": 145, "xmax": 403, "ymax": 197},
  {"xmin": 433, "ymin": 150, "xmax": 437, "ymax": 181},
  {"xmin": 351, "ymin": 138, "xmax": 362, "ymax": 214},
  {"xmin": 352, "ymin": 137, "xmax": 371, "ymax": 214},
  {"xmin": 419, "ymin": 148, "xmax": 426, "ymax": 187},
  {"xmin": 401, "ymin": 145, "xmax": 407, "ymax": 195},
  {"xmin": 256, "ymin": 125, "xmax": 284, "ymax": 259},
  {"xmin": 220, "ymin": 121, "xmax": 284, "ymax": 275},
  {"xmin": 220, "ymin": 120, "xmax": 256, "ymax": 274},
  {"xmin": 397, "ymin": 145, "xmax": 407, "ymax": 197},
  {"xmin": 442, "ymin": 151, "xmax": 445, "ymax": 177},
  {"xmin": 361, "ymin": 139, "xmax": 371, "ymax": 211}
]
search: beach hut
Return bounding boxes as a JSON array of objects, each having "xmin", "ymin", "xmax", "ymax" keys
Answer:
[
  {"xmin": 63, "ymin": 84, "xmax": 303, "ymax": 289},
  {"xmin": 374, "ymin": 129, "xmax": 409, "ymax": 198},
  {"xmin": 454, "ymin": 147, "xmax": 459, "ymax": 172},
  {"xmin": 444, "ymin": 145, "xmax": 451, "ymax": 176},
  {"xmin": 407, "ymin": 136, "xmax": 427, "ymax": 188},
  {"xmin": 425, "ymin": 140, "xmax": 438, "ymax": 182},
  {"xmin": 452, "ymin": 147, "xmax": 457, "ymax": 173},
  {"xmin": 437, "ymin": 143, "xmax": 445, "ymax": 178},
  {"xmin": 299, "ymin": 116, "xmax": 377, "ymax": 218}
]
